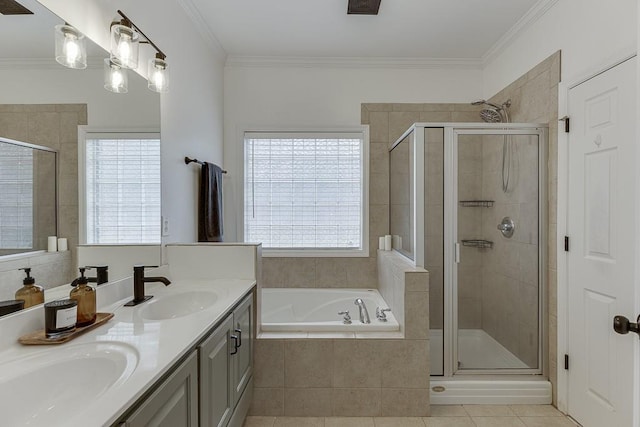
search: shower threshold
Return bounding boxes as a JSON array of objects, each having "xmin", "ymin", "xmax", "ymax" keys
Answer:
[{"xmin": 429, "ymin": 329, "xmax": 551, "ymax": 404}]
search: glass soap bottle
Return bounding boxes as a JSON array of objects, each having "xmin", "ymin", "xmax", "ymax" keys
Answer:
[
  {"xmin": 70, "ymin": 267, "xmax": 96, "ymax": 326},
  {"xmin": 15, "ymin": 268, "xmax": 44, "ymax": 308}
]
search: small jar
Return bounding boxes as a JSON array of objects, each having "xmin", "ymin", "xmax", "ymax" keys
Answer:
[{"xmin": 44, "ymin": 299, "xmax": 78, "ymax": 338}]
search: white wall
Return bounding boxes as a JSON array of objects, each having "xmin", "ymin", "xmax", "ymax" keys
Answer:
[
  {"xmin": 223, "ymin": 64, "xmax": 483, "ymax": 240},
  {"xmin": 38, "ymin": 0, "xmax": 226, "ymax": 244},
  {"xmin": 483, "ymin": 0, "xmax": 637, "ymax": 97},
  {"xmin": 0, "ymin": 66, "xmax": 159, "ymax": 129}
]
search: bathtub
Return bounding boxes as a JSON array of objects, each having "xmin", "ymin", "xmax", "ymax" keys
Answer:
[{"xmin": 261, "ymin": 288, "xmax": 400, "ymax": 332}]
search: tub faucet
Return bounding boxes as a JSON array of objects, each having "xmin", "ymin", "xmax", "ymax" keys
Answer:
[
  {"xmin": 354, "ymin": 298, "xmax": 371, "ymax": 324},
  {"xmin": 124, "ymin": 265, "xmax": 171, "ymax": 306}
]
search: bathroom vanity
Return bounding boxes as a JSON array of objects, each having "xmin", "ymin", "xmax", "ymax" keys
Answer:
[
  {"xmin": 0, "ymin": 243, "xmax": 261, "ymax": 427},
  {"xmin": 119, "ymin": 290, "xmax": 254, "ymax": 427}
]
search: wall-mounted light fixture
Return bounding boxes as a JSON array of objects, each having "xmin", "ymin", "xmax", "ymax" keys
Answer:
[
  {"xmin": 104, "ymin": 59, "xmax": 128, "ymax": 93},
  {"xmin": 110, "ymin": 10, "xmax": 169, "ymax": 93},
  {"xmin": 54, "ymin": 24, "xmax": 87, "ymax": 69},
  {"xmin": 53, "ymin": 10, "xmax": 169, "ymax": 94}
]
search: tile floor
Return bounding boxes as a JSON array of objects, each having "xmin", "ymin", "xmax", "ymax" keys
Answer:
[{"xmin": 243, "ymin": 405, "xmax": 580, "ymax": 427}]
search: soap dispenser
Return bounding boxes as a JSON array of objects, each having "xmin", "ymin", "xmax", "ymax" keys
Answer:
[
  {"xmin": 15, "ymin": 268, "xmax": 44, "ymax": 308},
  {"xmin": 69, "ymin": 267, "xmax": 96, "ymax": 326}
]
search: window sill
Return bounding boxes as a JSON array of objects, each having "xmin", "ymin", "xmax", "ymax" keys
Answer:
[{"xmin": 261, "ymin": 248, "xmax": 369, "ymax": 258}]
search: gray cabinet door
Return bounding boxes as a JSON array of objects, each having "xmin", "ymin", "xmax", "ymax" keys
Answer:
[
  {"xmin": 125, "ymin": 351, "xmax": 198, "ymax": 427},
  {"xmin": 232, "ymin": 293, "xmax": 253, "ymax": 405},
  {"xmin": 199, "ymin": 314, "xmax": 234, "ymax": 427}
]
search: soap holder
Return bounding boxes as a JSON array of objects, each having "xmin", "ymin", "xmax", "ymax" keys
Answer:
[{"xmin": 18, "ymin": 312, "xmax": 114, "ymax": 345}]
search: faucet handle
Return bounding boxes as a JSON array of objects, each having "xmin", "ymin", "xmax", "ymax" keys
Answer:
[
  {"xmin": 338, "ymin": 311, "xmax": 352, "ymax": 324},
  {"xmin": 376, "ymin": 307, "xmax": 391, "ymax": 321}
]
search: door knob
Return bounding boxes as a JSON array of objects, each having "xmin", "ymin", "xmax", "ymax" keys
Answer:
[{"xmin": 613, "ymin": 315, "xmax": 640, "ymax": 336}]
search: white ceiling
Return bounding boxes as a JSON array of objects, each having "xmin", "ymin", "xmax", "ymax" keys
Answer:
[{"xmin": 188, "ymin": 0, "xmax": 541, "ymax": 59}]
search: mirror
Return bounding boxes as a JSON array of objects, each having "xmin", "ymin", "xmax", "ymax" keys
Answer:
[
  {"xmin": 0, "ymin": 137, "xmax": 57, "ymax": 256},
  {"xmin": 0, "ymin": 0, "xmax": 161, "ymax": 305}
]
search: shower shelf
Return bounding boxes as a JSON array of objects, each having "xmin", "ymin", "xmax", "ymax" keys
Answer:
[
  {"xmin": 461, "ymin": 239, "xmax": 494, "ymax": 249},
  {"xmin": 459, "ymin": 200, "xmax": 494, "ymax": 208}
]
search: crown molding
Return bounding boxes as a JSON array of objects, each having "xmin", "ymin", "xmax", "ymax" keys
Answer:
[
  {"xmin": 482, "ymin": 0, "xmax": 560, "ymax": 66},
  {"xmin": 0, "ymin": 57, "xmax": 104, "ymax": 70},
  {"xmin": 225, "ymin": 56, "xmax": 483, "ymax": 70},
  {"xmin": 177, "ymin": 0, "xmax": 227, "ymax": 61}
]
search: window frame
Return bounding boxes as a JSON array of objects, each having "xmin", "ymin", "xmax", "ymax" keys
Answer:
[
  {"xmin": 78, "ymin": 128, "xmax": 161, "ymax": 245},
  {"xmin": 239, "ymin": 126, "xmax": 369, "ymax": 257}
]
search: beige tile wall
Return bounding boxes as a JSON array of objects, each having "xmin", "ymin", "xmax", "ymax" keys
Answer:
[
  {"xmin": 0, "ymin": 104, "xmax": 87, "ymax": 296},
  {"xmin": 478, "ymin": 134, "xmax": 540, "ymax": 368},
  {"xmin": 251, "ymin": 251, "xmax": 430, "ymax": 417},
  {"xmin": 487, "ymin": 51, "xmax": 560, "ymax": 402}
]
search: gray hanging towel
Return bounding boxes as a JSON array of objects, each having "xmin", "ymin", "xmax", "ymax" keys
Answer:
[{"xmin": 198, "ymin": 162, "xmax": 224, "ymax": 242}]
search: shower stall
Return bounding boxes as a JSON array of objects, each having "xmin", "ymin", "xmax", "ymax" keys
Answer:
[{"xmin": 390, "ymin": 122, "xmax": 550, "ymax": 403}]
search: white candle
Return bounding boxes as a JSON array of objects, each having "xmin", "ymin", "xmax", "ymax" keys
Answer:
[
  {"xmin": 48, "ymin": 236, "xmax": 58, "ymax": 252},
  {"xmin": 57, "ymin": 238, "xmax": 68, "ymax": 252},
  {"xmin": 384, "ymin": 235, "xmax": 392, "ymax": 251},
  {"xmin": 379, "ymin": 236, "xmax": 385, "ymax": 251}
]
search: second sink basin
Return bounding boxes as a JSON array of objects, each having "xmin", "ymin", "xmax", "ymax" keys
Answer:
[{"xmin": 140, "ymin": 290, "xmax": 218, "ymax": 320}]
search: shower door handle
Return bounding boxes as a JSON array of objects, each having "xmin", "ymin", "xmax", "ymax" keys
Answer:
[{"xmin": 454, "ymin": 242, "xmax": 461, "ymax": 263}]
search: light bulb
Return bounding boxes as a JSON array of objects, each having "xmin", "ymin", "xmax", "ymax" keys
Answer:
[
  {"xmin": 64, "ymin": 36, "xmax": 79, "ymax": 65},
  {"xmin": 111, "ymin": 69, "xmax": 123, "ymax": 89},
  {"xmin": 152, "ymin": 70, "xmax": 164, "ymax": 91},
  {"xmin": 117, "ymin": 33, "xmax": 131, "ymax": 64}
]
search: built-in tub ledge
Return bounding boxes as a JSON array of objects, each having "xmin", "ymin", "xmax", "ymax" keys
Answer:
[
  {"xmin": 260, "ymin": 288, "xmax": 405, "ymax": 339},
  {"xmin": 257, "ymin": 330, "xmax": 405, "ymax": 339}
]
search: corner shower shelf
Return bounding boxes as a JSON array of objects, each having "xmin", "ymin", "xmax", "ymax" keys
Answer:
[
  {"xmin": 459, "ymin": 200, "xmax": 495, "ymax": 208},
  {"xmin": 461, "ymin": 239, "xmax": 494, "ymax": 249}
]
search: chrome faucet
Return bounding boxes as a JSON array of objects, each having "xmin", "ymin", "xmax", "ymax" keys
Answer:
[
  {"xmin": 376, "ymin": 307, "xmax": 392, "ymax": 322},
  {"xmin": 124, "ymin": 265, "xmax": 171, "ymax": 306},
  {"xmin": 354, "ymin": 298, "xmax": 371, "ymax": 324},
  {"xmin": 338, "ymin": 311, "xmax": 352, "ymax": 324}
]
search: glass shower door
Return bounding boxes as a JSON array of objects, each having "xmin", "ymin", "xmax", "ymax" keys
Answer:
[{"xmin": 453, "ymin": 129, "xmax": 544, "ymax": 373}]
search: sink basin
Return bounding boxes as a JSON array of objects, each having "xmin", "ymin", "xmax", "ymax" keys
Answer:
[
  {"xmin": 140, "ymin": 290, "xmax": 218, "ymax": 320},
  {"xmin": 0, "ymin": 341, "xmax": 138, "ymax": 426}
]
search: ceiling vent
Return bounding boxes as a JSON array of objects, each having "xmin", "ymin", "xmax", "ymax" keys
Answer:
[
  {"xmin": 0, "ymin": 0, "xmax": 33, "ymax": 15},
  {"xmin": 347, "ymin": 0, "xmax": 381, "ymax": 15}
]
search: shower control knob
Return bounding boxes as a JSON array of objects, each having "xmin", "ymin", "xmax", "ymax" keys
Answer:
[
  {"xmin": 613, "ymin": 315, "xmax": 640, "ymax": 337},
  {"xmin": 497, "ymin": 217, "xmax": 515, "ymax": 238}
]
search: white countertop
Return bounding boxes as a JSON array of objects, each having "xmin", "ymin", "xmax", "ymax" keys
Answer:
[{"xmin": 0, "ymin": 274, "xmax": 256, "ymax": 427}]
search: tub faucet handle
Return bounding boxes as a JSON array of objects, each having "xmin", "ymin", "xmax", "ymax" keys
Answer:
[
  {"xmin": 338, "ymin": 311, "xmax": 352, "ymax": 324},
  {"xmin": 376, "ymin": 307, "xmax": 392, "ymax": 321}
]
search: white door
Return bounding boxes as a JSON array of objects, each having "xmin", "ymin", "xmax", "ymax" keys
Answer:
[{"xmin": 567, "ymin": 57, "xmax": 637, "ymax": 427}]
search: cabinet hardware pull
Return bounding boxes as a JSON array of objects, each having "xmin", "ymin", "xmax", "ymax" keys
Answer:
[
  {"xmin": 235, "ymin": 328, "xmax": 242, "ymax": 347},
  {"xmin": 231, "ymin": 334, "xmax": 239, "ymax": 355}
]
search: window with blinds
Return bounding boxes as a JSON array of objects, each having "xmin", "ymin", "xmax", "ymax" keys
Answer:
[
  {"xmin": 85, "ymin": 137, "xmax": 160, "ymax": 244},
  {"xmin": 0, "ymin": 144, "xmax": 33, "ymax": 249},
  {"xmin": 244, "ymin": 132, "xmax": 366, "ymax": 253}
]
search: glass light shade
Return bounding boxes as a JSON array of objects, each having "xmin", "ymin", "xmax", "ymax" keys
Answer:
[
  {"xmin": 109, "ymin": 23, "xmax": 139, "ymax": 69},
  {"xmin": 54, "ymin": 24, "xmax": 87, "ymax": 69},
  {"xmin": 104, "ymin": 59, "xmax": 128, "ymax": 93},
  {"xmin": 147, "ymin": 57, "xmax": 169, "ymax": 93}
]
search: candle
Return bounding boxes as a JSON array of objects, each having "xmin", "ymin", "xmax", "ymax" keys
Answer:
[
  {"xmin": 384, "ymin": 235, "xmax": 392, "ymax": 251},
  {"xmin": 57, "ymin": 238, "xmax": 68, "ymax": 252},
  {"xmin": 47, "ymin": 236, "xmax": 57, "ymax": 252}
]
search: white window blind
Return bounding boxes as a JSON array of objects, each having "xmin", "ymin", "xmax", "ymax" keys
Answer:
[
  {"xmin": 85, "ymin": 137, "xmax": 160, "ymax": 244},
  {"xmin": 244, "ymin": 132, "xmax": 364, "ymax": 250},
  {"xmin": 0, "ymin": 144, "xmax": 33, "ymax": 249}
]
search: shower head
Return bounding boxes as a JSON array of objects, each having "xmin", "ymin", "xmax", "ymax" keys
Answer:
[
  {"xmin": 471, "ymin": 99, "xmax": 511, "ymax": 123},
  {"xmin": 479, "ymin": 108, "xmax": 503, "ymax": 123}
]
